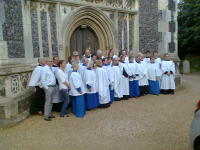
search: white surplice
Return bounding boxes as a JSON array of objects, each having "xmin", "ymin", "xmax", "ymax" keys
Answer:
[
  {"xmin": 143, "ymin": 57, "xmax": 150, "ymax": 64},
  {"xmin": 137, "ymin": 62, "xmax": 149, "ymax": 86},
  {"xmin": 69, "ymin": 71, "xmax": 86, "ymax": 96},
  {"xmin": 52, "ymin": 66, "xmax": 65, "ymax": 103},
  {"xmin": 95, "ymin": 67, "xmax": 110, "ymax": 104},
  {"xmin": 160, "ymin": 60, "xmax": 175, "ymax": 90},
  {"xmin": 118, "ymin": 62, "xmax": 132, "ymax": 95},
  {"xmin": 107, "ymin": 64, "xmax": 114, "ymax": 90},
  {"xmin": 84, "ymin": 69, "xmax": 98, "ymax": 94},
  {"xmin": 28, "ymin": 66, "xmax": 44, "ymax": 87},
  {"xmin": 147, "ymin": 63, "xmax": 162, "ymax": 81},
  {"xmin": 64, "ymin": 62, "xmax": 73, "ymax": 81},
  {"xmin": 112, "ymin": 66, "xmax": 123, "ymax": 98},
  {"xmin": 78, "ymin": 65, "xmax": 87, "ymax": 80},
  {"xmin": 127, "ymin": 62, "xmax": 140, "ymax": 81}
]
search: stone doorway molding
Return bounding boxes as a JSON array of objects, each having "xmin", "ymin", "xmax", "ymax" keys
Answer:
[{"xmin": 61, "ymin": 6, "xmax": 117, "ymax": 59}]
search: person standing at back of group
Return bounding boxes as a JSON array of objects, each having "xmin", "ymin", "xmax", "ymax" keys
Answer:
[
  {"xmin": 64, "ymin": 55, "xmax": 75, "ymax": 79},
  {"xmin": 28, "ymin": 57, "xmax": 46, "ymax": 116},
  {"xmin": 110, "ymin": 49, "xmax": 118, "ymax": 59},
  {"xmin": 78, "ymin": 56, "xmax": 88, "ymax": 79},
  {"xmin": 41, "ymin": 57, "xmax": 56, "ymax": 121},
  {"xmin": 121, "ymin": 50, "xmax": 129, "ymax": 65},
  {"xmin": 96, "ymin": 49, "xmax": 105, "ymax": 59},
  {"xmin": 83, "ymin": 49, "xmax": 91, "ymax": 61},
  {"xmin": 143, "ymin": 51, "xmax": 151, "ymax": 64}
]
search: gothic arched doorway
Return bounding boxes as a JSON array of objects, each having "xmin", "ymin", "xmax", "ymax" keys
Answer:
[{"xmin": 70, "ymin": 25, "xmax": 98, "ymax": 57}]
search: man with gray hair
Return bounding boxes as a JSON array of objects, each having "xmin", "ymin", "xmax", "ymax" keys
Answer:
[
  {"xmin": 97, "ymin": 49, "xmax": 105, "ymax": 59},
  {"xmin": 41, "ymin": 57, "xmax": 56, "ymax": 121},
  {"xmin": 28, "ymin": 57, "xmax": 46, "ymax": 116},
  {"xmin": 82, "ymin": 49, "xmax": 91, "ymax": 61},
  {"xmin": 78, "ymin": 56, "xmax": 88, "ymax": 79}
]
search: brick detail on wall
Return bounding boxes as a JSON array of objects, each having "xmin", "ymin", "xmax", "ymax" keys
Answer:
[
  {"xmin": 49, "ymin": 5, "xmax": 58, "ymax": 56},
  {"xmin": 139, "ymin": 0, "xmax": 162, "ymax": 54},
  {"xmin": 168, "ymin": 0, "xmax": 176, "ymax": 53},
  {"xmin": 129, "ymin": 15, "xmax": 133, "ymax": 51},
  {"xmin": 2, "ymin": 0, "xmax": 25, "ymax": 58},
  {"xmin": 40, "ymin": 8, "xmax": 49, "ymax": 57},
  {"xmin": 30, "ymin": 5, "xmax": 40, "ymax": 58}
]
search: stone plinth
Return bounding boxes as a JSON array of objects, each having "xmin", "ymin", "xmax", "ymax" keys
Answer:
[{"xmin": 0, "ymin": 62, "xmax": 36, "ymax": 129}]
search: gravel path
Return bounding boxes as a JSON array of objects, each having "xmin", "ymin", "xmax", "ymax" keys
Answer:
[{"xmin": 1, "ymin": 74, "xmax": 200, "ymax": 150}]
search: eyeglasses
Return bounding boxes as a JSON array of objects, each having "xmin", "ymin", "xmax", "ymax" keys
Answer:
[{"xmin": 47, "ymin": 61, "xmax": 53, "ymax": 62}]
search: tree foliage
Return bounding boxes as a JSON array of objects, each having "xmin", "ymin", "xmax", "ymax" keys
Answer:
[{"xmin": 178, "ymin": 0, "xmax": 200, "ymax": 59}]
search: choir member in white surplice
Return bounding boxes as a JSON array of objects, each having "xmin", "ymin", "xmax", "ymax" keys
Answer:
[
  {"xmin": 119, "ymin": 55, "xmax": 133, "ymax": 100},
  {"xmin": 121, "ymin": 50, "xmax": 129, "ymax": 65},
  {"xmin": 96, "ymin": 49, "xmax": 105, "ymax": 59},
  {"xmin": 28, "ymin": 57, "xmax": 45, "ymax": 116},
  {"xmin": 137, "ymin": 53, "xmax": 149, "ymax": 96},
  {"xmin": 160, "ymin": 54, "xmax": 175, "ymax": 94},
  {"xmin": 147, "ymin": 56, "xmax": 162, "ymax": 95},
  {"xmin": 82, "ymin": 49, "xmax": 92, "ymax": 61},
  {"xmin": 102, "ymin": 57, "xmax": 114, "ymax": 103},
  {"xmin": 143, "ymin": 50, "xmax": 151, "ymax": 64},
  {"xmin": 78, "ymin": 56, "xmax": 88, "ymax": 80},
  {"xmin": 112, "ymin": 58, "xmax": 123, "ymax": 101},
  {"xmin": 52, "ymin": 56, "xmax": 65, "ymax": 112},
  {"xmin": 107, "ymin": 57, "xmax": 114, "ymax": 103},
  {"xmin": 75, "ymin": 55, "xmax": 82, "ymax": 68},
  {"xmin": 95, "ymin": 59, "xmax": 110, "ymax": 108},
  {"xmin": 64, "ymin": 55, "xmax": 76, "ymax": 81},
  {"xmin": 128, "ymin": 51, "xmax": 136, "ymax": 63},
  {"xmin": 84, "ymin": 61, "xmax": 100, "ymax": 110},
  {"xmin": 153, "ymin": 51, "xmax": 162, "ymax": 87},
  {"xmin": 110, "ymin": 49, "xmax": 118, "ymax": 59},
  {"xmin": 127, "ymin": 56, "xmax": 140, "ymax": 99},
  {"xmin": 69, "ymin": 61, "xmax": 86, "ymax": 117}
]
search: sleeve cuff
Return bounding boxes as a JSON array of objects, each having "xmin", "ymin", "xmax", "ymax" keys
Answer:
[
  {"xmin": 87, "ymin": 84, "xmax": 92, "ymax": 89},
  {"xmin": 164, "ymin": 71, "xmax": 168, "ymax": 74},
  {"xmin": 170, "ymin": 71, "xmax": 173, "ymax": 74},
  {"xmin": 77, "ymin": 87, "xmax": 81, "ymax": 92},
  {"xmin": 136, "ymin": 74, "xmax": 139, "ymax": 76}
]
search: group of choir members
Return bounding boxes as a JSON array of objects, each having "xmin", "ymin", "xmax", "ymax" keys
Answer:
[{"xmin": 28, "ymin": 49, "xmax": 176, "ymax": 120}]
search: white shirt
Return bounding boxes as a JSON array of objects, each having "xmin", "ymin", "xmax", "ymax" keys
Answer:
[
  {"xmin": 41, "ymin": 65, "xmax": 56, "ymax": 90},
  {"xmin": 57, "ymin": 69, "xmax": 69, "ymax": 90},
  {"xmin": 28, "ymin": 65, "xmax": 44, "ymax": 87}
]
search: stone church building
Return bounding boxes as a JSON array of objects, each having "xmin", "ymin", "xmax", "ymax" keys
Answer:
[{"xmin": 0, "ymin": 0, "xmax": 179, "ymax": 128}]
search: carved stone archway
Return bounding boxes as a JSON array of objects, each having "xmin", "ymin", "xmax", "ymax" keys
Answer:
[{"xmin": 61, "ymin": 6, "xmax": 117, "ymax": 60}]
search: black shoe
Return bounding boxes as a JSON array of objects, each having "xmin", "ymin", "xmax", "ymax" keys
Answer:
[
  {"xmin": 49, "ymin": 115, "xmax": 55, "ymax": 118},
  {"xmin": 44, "ymin": 118, "xmax": 52, "ymax": 121}
]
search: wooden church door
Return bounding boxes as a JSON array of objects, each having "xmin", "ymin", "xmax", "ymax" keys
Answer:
[{"xmin": 70, "ymin": 26, "xmax": 98, "ymax": 57}]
